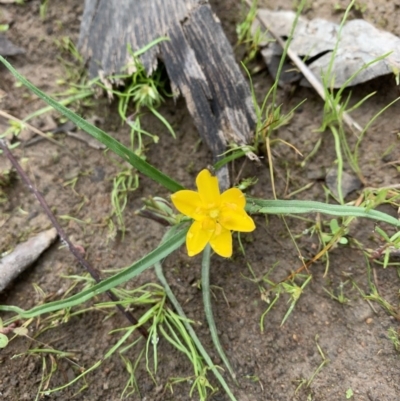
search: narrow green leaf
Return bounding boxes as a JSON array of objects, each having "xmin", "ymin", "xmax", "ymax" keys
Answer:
[
  {"xmin": 213, "ymin": 150, "xmax": 246, "ymax": 170},
  {"xmin": 375, "ymin": 226, "xmax": 390, "ymax": 242},
  {"xmin": 0, "ymin": 56, "xmax": 184, "ymax": 193},
  {"xmin": 0, "ymin": 333, "xmax": 8, "ymax": 348},
  {"xmin": 246, "ymin": 198, "xmax": 400, "ymax": 227},
  {"xmin": 201, "ymin": 244, "xmax": 236, "ymax": 381},
  {"xmin": 0, "ymin": 226, "xmax": 188, "ymax": 318},
  {"xmin": 133, "ymin": 37, "xmax": 169, "ymax": 57}
]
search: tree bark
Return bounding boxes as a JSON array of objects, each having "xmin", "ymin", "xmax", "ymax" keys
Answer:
[{"xmin": 79, "ymin": 0, "xmax": 256, "ymax": 189}]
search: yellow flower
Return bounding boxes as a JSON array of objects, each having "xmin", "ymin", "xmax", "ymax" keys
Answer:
[{"xmin": 171, "ymin": 169, "xmax": 255, "ymax": 257}]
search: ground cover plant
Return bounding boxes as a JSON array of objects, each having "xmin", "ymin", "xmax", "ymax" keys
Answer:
[{"xmin": 1, "ymin": 0, "xmax": 400, "ymax": 400}]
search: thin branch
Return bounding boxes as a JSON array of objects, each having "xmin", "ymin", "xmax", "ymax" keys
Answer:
[{"xmin": 0, "ymin": 139, "xmax": 148, "ymax": 339}]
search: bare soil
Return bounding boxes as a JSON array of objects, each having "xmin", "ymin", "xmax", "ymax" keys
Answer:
[{"xmin": 1, "ymin": 1, "xmax": 400, "ymax": 400}]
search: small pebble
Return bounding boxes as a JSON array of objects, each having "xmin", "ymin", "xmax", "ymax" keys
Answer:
[{"xmin": 366, "ymin": 317, "xmax": 373, "ymax": 324}]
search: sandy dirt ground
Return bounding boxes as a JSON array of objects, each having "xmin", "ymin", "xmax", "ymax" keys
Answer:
[{"xmin": 1, "ymin": 0, "xmax": 400, "ymax": 400}]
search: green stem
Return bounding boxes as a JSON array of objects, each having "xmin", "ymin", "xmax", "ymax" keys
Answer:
[
  {"xmin": 154, "ymin": 261, "xmax": 238, "ymax": 401},
  {"xmin": 201, "ymin": 244, "xmax": 237, "ymax": 383}
]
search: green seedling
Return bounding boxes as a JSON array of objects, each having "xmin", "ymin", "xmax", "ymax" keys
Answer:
[
  {"xmin": 323, "ymin": 280, "xmax": 351, "ymax": 304},
  {"xmin": 237, "ymin": 0, "xmax": 271, "ymax": 64},
  {"xmin": 281, "ymin": 274, "xmax": 312, "ymax": 325},
  {"xmin": 370, "ymin": 225, "xmax": 400, "ymax": 268},
  {"xmin": 351, "ymin": 260, "xmax": 398, "ymax": 319},
  {"xmin": 300, "ymin": 213, "xmax": 357, "ymax": 276},
  {"xmin": 237, "ymin": 176, "xmax": 258, "ymax": 191},
  {"xmin": 388, "ymin": 327, "xmax": 400, "ymax": 352},
  {"xmin": 36, "ymin": 356, "xmax": 55, "ymax": 401},
  {"xmin": 4, "ymin": 119, "xmax": 26, "ymax": 138},
  {"xmin": 165, "ymin": 367, "xmax": 218, "ymax": 400},
  {"xmin": 55, "ymin": 36, "xmax": 83, "ymax": 65},
  {"xmin": 0, "ymin": 317, "xmax": 9, "ymax": 348},
  {"xmin": 126, "ymin": 115, "xmax": 160, "ymax": 157},
  {"xmin": 119, "ymin": 349, "xmax": 143, "ymax": 398},
  {"xmin": 321, "ymin": 219, "xmax": 349, "ymax": 245},
  {"xmin": 259, "ymin": 273, "xmax": 312, "ymax": 330},
  {"xmin": 295, "ymin": 335, "xmax": 329, "ymax": 394},
  {"xmin": 110, "ymin": 167, "xmax": 139, "ymax": 236},
  {"xmin": 40, "ymin": 0, "xmax": 50, "ymax": 19},
  {"xmin": 391, "ymin": 65, "xmax": 400, "ymax": 85},
  {"xmin": 63, "ymin": 169, "xmax": 92, "ymax": 199},
  {"xmin": 363, "ymin": 284, "xmax": 398, "ymax": 317},
  {"xmin": 94, "ymin": 38, "xmax": 175, "ymax": 159},
  {"xmin": 244, "ymin": 375, "xmax": 264, "ymax": 391}
]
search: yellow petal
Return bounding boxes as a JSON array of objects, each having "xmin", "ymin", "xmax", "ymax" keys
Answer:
[
  {"xmin": 196, "ymin": 169, "xmax": 220, "ymax": 207},
  {"xmin": 186, "ymin": 220, "xmax": 213, "ymax": 257},
  {"xmin": 220, "ymin": 188, "xmax": 246, "ymax": 209},
  {"xmin": 171, "ymin": 190, "xmax": 204, "ymax": 220},
  {"xmin": 219, "ymin": 208, "xmax": 255, "ymax": 232},
  {"xmin": 210, "ymin": 224, "xmax": 232, "ymax": 257}
]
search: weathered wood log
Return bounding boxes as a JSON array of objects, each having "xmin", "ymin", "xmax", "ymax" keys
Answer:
[{"xmin": 78, "ymin": 0, "xmax": 256, "ymax": 189}]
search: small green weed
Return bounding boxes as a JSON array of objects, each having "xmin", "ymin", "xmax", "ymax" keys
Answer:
[
  {"xmin": 109, "ymin": 166, "xmax": 139, "ymax": 236},
  {"xmin": 237, "ymin": 0, "xmax": 271, "ymax": 64},
  {"xmin": 388, "ymin": 327, "xmax": 400, "ymax": 352},
  {"xmin": 40, "ymin": 0, "xmax": 50, "ymax": 20},
  {"xmin": 294, "ymin": 335, "xmax": 329, "ymax": 394},
  {"xmin": 323, "ymin": 281, "xmax": 351, "ymax": 305}
]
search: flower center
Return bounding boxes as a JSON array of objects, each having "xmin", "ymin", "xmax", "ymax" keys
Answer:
[{"xmin": 209, "ymin": 209, "xmax": 220, "ymax": 219}]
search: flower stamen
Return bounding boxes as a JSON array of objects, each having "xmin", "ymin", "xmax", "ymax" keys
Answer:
[{"xmin": 209, "ymin": 209, "xmax": 219, "ymax": 219}]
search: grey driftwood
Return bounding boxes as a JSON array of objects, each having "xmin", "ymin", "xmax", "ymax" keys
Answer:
[
  {"xmin": 78, "ymin": 0, "xmax": 256, "ymax": 189},
  {"xmin": 0, "ymin": 228, "xmax": 57, "ymax": 292}
]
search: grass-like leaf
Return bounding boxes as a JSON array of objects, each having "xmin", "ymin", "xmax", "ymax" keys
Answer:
[
  {"xmin": 0, "ymin": 56, "xmax": 184, "ymax": 193},
  {"xmin": 0, "ymin": 225, "xmax": 188, "ymax": 318},
  {"xmin": 201, "ymin": 244, "xmax": 236, "ymax": 381},
  {"xmin": 246, "ymin": 198, "xmax": 400, "ymax": 227}
]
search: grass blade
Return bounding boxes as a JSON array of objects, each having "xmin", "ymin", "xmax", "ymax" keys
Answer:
[
  {"xmin": 246, "ymin": 198, "xmax": 400, "ymax": 227},
  {"xmin": 0, "ymin": 226, "xmax": 188, "ymax": 318},
  {"xmin": 0, "ymin": 56, "xmax": 184, "ymax": 193},
  {"xmin": 201, "ymin": 244, "xmax": 236, "ymax": 382}
]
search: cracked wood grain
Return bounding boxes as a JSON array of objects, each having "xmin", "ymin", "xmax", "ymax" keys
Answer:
[{"xmin": 79, "ymin": 0, "xmax": 257, "ymax": 190}]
